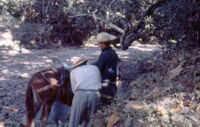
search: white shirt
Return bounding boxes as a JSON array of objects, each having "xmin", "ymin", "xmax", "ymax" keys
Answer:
[{"xmin": 70, "ymin": 65, "xmax": 102, "ymax": 93}]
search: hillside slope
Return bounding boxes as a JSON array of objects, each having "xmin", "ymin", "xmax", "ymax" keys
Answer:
[{"xmin": 92, "ymin": 46, "xmax": 200, "ymax": 127}]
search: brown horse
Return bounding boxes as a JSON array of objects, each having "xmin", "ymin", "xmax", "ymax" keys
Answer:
[{"xmin": 25, "ymin": 60, "xmax": 73, "ymax": 127}]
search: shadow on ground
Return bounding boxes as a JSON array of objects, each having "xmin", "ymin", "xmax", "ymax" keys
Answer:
[{"xmin": 0, "ymin": 41, "xmax": 162, "ymax": 126}]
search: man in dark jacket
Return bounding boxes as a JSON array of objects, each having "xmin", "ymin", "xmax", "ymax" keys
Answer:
[{"xmin": 92, "ymin": 32, "xmax": 119, "ymax": 97}]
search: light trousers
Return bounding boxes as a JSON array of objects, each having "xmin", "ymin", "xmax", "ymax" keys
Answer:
[{"xmin": 69, "ymin": 90, "xmax": 100, "ymax": 127}]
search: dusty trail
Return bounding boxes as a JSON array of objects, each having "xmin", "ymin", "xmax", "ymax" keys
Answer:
[{"xmin": 0, "ymin": 28, "xmax": 161, "ymax": 126}]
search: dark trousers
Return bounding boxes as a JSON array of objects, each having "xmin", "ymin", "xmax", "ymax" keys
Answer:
[{"xmin": 100, "ymin": 83, "xmax": 117, "ymax": 104}]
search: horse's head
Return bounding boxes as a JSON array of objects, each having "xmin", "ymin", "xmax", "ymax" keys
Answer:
[
  {"xmin": 52, "ymin": 58, "xmax": 73, "ymax": 70},
  {"xmin": 51, "ymin": 57, "xmax": 72, "ymax": 86},
  {"xmin": 52, "ymin": 58, "xmax": 74, "ymax": 105}
]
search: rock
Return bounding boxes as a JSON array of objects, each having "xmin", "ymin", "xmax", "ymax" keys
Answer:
[
  {"xmin": 22, "ymin": 115, "xmax": 26, "ymax": 126},
  {"xmin": 156, "ymin": 106, "xmax": 168, "ymax": 117},
  {"xmin": 144, "ymin": 61, "xmax": 154, "ymax": 72},
  {"xmin": 187, "ymin": 114, "xmax": 200, "ymax": 125},
  {"xmin": 145, "ymin": 87, "xmax": 162, "ymax": 98},
  {"xmin": 107, "ymin": 113, "xmax": 120, "ymax": 127},
  {"xmin": 0, "ymin": 122, "xmax": 5, "ymax": 126},
  {"xmin": 123, "ymin": 115, "xmax": 132, "ymax": 127},
  {"xmin": 9, "ymin": 108, "xmax": 18, "ymax": 112},
  {"xmin": 181, "ymin": 107, "xmax": 190, "ymax": 114},
  {"xmin": 145, "ymin": 91, "xmax": 162, "ymax": 99},
  {"xmin": 196, "ymin": 104, "xmax": 200, "ymax": 115},
  {"xmin": 130, "ymin": 89, "xmax": 141, "ymax": 99},
  {"xmin": 169, "ymin": 61, "xmax": 184, "ymax": 81},
  {"xmin": 124, "ymin": 100, "xmax": 145, "ymax": 112},
  {"xmin": 170, "ymin": 100, "xmax": 183, "ymax": 114}
]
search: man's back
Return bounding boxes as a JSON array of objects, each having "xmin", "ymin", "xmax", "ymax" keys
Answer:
[
  {"xmin": 93, "ymin": 47, "xmax": 119, "ymax": 82},
  {"xmin": 70, "ymin": 65, "xmax": 102, "ymax": 93},
  {"xmin": 69, "ymin": 65, "xmax": 102, "ymax": 127}
]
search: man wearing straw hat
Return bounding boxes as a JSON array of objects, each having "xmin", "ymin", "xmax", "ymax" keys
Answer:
[
  {"xmin": 92, "ymin": 32, "xmax": 119, "ymax": 99},
  {"xmin": 69, "ymin": 57, "xmax": 102, "ymax": 127}
]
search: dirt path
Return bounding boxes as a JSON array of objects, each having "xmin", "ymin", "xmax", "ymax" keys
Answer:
[{"xmin": 0, "ymin": 28, "xmax": 162, "ymax": 126}]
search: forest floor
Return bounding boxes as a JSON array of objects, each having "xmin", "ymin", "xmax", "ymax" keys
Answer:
[
  {"xmin": 1, "ymin": 19, "xmax": 200, "ymax": 127},
  {"xmin": 91, "ymin": 47, "xmax": 200, "ymax": 127},
  {"xmin": 0, "ymin": 25, "xmax": 162, "ymax": 126}
]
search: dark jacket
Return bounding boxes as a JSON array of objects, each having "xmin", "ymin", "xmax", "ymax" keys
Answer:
[{"xmin": 93, "ymin": 47, "xmax": 119, "ymax": 82}]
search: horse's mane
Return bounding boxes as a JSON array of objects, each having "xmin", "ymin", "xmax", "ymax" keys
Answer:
[{"xmin": 56, "ymin": 67, "xmax": 73, "ymax": 105}]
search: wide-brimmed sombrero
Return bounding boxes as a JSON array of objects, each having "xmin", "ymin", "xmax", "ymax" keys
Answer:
[
  {"xmin": 93, "ymin": 32, "xmax": 117, "ymax": 43},
  {"xmin": 73, "ymin": 57, "xmax": 88, "ymax": 68}
]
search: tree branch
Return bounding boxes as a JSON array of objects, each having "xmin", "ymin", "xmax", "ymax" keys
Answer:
[
  {"xmin": 122, "ymin": 33, "xmax": 141, "ymax": 50},
  {"xmin": 68, "ymin": 14, "xmax": 125, "ymax": 33},
  {"xmin": 120, "ymin": 0, "xmax": 170, "ymax": 50},
  {"xmin": 106, "ymin": 0, "xmax": 115, "ymax": 21},
  {"xmin": 68, "ymin": 0, "xmax": 170, "ymax": 50},
  {"xmin": 144, "ymin": 0, "xmax": 169, "ymax": 17}
]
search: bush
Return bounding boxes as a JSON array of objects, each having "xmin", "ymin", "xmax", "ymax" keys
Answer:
[{"xmin": 1, "ymin": 0, "xmax": 199, "ymax": 49}]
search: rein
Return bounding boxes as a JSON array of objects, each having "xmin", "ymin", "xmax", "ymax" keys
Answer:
[{"xmin": 34, "ymin": 71, "xmax": 58, "ymax": 94}]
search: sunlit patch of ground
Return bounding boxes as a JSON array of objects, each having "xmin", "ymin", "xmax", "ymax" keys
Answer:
[{"xmin": 0, "ymin": 19, "xmax": 163, "ymax": 126}]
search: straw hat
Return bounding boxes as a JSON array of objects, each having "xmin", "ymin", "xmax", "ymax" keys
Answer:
[
  {"xmin": 73, "ymin": 57, "xmax": 88, "ymax": 68},
  {"xmin": 94, "ymin": 32, "xmax": 117, "ymax": 43}
]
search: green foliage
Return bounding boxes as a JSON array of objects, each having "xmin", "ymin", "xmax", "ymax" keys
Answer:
[
  {"xmin": 0, "ymin": 0, "xmax": 199, "ymax": 48},
  {"xmin": 0, "ymin": 0, "xmax": 29, "ymax": 18},
  {"xmin": 152, "ymin": 0, "xmax": 200, "ymax": 45}
]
